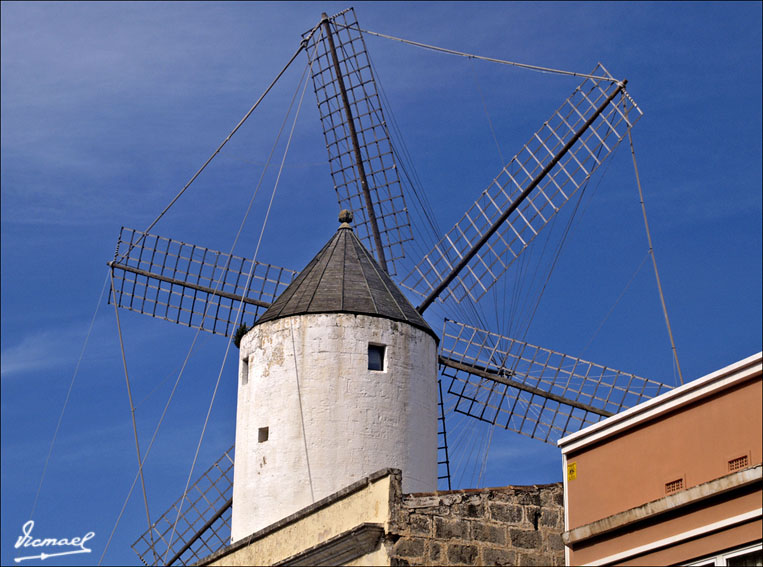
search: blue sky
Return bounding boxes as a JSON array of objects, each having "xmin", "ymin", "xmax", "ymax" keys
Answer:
[{"xmin": 1, "ymin": 2, "xmax": 761, "ymax": 565}]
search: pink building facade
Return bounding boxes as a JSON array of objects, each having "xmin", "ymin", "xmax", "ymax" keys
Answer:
[{"xmin": 559, "ymin": 352, "xmax": 762, "ymax": 566}]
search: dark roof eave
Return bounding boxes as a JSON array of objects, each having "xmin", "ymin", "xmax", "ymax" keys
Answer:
[{"xmin": 254, "ymin": 309, "xmax": 439, "ymax": 343}]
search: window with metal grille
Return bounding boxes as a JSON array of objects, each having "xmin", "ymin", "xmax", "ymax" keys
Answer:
[
  {"xmin": 665, "ymin": 478, "xmax": 684, "ymax": 494},
  {"xmin": 728, "ymin": 455, "xmax": 749, "ymax": 472}
]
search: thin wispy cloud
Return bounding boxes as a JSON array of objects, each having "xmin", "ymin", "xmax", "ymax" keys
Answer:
[
  {"xmin": 1, "ymin": 3, "xmax": 294, "ymax": 229},
  {"xmin": 0, "ymin": 319, "xmax": 111, "ymax": 378},
  {"xmin": 0, "ymin": 314, "xmax": 185, "ymax": 379}
]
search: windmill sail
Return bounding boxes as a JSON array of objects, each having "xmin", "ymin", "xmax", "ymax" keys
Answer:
[
  {"xmin": 132, "ymin": 447, "xmax": 234, "ymax": 566},
  {"xmin": 305, "ymin": 8, "xmax": 412, "ymax": 275},
  {"xmin": 109, "ymin": 227, "xmax": 296, "ymax": 337},
  {"xmin": 402, "ymin": 64, "xmax": 642, "ymax": 307},
  {"xmin": 439, "ymin": 320, "xmax": 671, "ymax": 444}
]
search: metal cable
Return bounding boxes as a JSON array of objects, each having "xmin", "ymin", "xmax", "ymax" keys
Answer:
[
  {"xmin": 28, "ymin": 270, "xmax": 109, "ymax": 522},
  {"xmin": 512, "ymin": 137, "xmax": 617, "ymax": 339},
  {"xmin": 362, "ymin": 47, "xmax": 483, "ymax": 345},
  {"xmin": 343, "ymin": 24, "xmax": 623, "ymax": 85},
  {"xmin": 337, "ymin": 16, "xmax": 628, "ymax": 484},
  {"xmin": 627, "ymin": 126, "xmax": 684, "ymax": 385},
  {"xmin": 331, "ymin": 27, "xmax": 440, "ymax": 273},
  {"xmin": 133, "ymin": 362, "xmax": 184, "ymax": 411},
  {"xmin": 469, "ymin": 60, "xmax": 506, "ymax": 167},
  {"xmin": 452, "ymin": 411, "xmax": 481, "ymax": 487},
  {"xmin": 489, "ymin": 144, "xmax": 634, "ymax": 434},
  {"xmin": 476, "ymin": 419, "xmax": 496, "ymax": 488},
  {"xmin": 98, "ymin": 304, "xmax": 213, "ymax": 565},
  {"xmin": 289, "ymin": 319, "xmax": 315, "ymax": 502},
  {"xmin": 580, "ymin": 251, "xmax": 649, "ymax": 357},
  {"xmin": 109, "ymin": 270, "xmax": 156, "ymax": 562},
  {"xmin": 509, "ymin": 146, "xmax": 608, "ymax": 367},
  {"xmin": 365, "ymin": 48, "xmax": 442, "ymax": 242},
  {"xmin": 162, "ymin": 52, "xmax": 315, "ymax": 564},
  {"xmin": 475, "ymin": 59, "xmax": 529, "ymax": 339},
  {"xmin": 115, "ymin": 24, "xmax": 321, "ymax": 265},
  {"xmin": 99, "ymin": 40, "xmax": 319, "ymax": 567},
  {"xmin": 467, "ymin": 58, "xmax": 514, "ymax": 339}
]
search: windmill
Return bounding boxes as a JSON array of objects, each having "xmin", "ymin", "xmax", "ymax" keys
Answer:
[{"xmin": 112, "ymin": 8, "xmax": 673, "ymax": 565}]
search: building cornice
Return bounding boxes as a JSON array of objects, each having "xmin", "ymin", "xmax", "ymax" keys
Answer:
[
  {"xmin": 558, "ymin": 352, "xmax": 762, "ymax": 454},
  {"xmin": 563, "ymin": 465, "xmax": 762, "ymax": 547},
  {"xmin": 273, "ymin": 523, "xmax": 385, "ymax": 566}
]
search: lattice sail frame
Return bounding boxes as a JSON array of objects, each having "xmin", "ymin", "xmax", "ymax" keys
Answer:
[
  {"xmin": 305, "ymin": 8, "xmax": 412, "ymax": 275},
  {"xmin": 439, "ymin": 320, "xmax": 671, "ymax": 444},
  {"xmin": 132, "ymin": 447, "xmax": 234, "ymax": 566},
  {"xmin": 437, "ymin": 379, "xmax": 452, "ymax": 490},
  {"xmin": 402, "ymin": 64, "xmax": 642, "ymax": 304},
  {"xmin": 109, "ymin": 227, "xmax": 296, "ymax": 337}
]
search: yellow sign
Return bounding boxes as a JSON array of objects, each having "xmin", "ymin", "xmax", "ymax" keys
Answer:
[{"xmin": 567, "ymin": 462, "xmax": 577, "ymax": 481}]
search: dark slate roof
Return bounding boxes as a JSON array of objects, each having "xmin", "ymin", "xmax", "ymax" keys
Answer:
[{"xmin": 255, "ymin": 224, "xmax": 437, "ymax": 341}]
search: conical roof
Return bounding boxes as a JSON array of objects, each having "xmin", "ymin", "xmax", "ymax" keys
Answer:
[{"xmin": 255, "ymin": 216, "xmax": 437, "ymax": 341}]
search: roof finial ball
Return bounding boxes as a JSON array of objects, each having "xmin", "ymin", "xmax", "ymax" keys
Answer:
[{"xmin": 338, "ymin": 209, "xmax": 353, "ymax": 228}]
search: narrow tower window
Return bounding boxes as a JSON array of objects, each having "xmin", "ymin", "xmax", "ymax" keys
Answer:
[
  {"xmin": 368, "ymin": 344, "xmax": 386, "ymax": 371},
  {"xmin": 240, "ymin": 357, "xmax": 249, "ymax": 386},
  {"xmin": 258, "ymin": 427, "xmax": 269, "ymax": 443}
]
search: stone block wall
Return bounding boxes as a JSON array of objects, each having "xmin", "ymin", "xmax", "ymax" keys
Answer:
[{"xmin": 388, "ymin": 484, "xmax": 565, "ymax": 566}]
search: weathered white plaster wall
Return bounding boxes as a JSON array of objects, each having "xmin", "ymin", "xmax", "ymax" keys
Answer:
[{"xmin": 231, "ymin": 313, "xmax": 437, "ymax": 541}]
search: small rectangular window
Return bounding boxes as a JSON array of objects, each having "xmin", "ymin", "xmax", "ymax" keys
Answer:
[
  {"xmin": 258, "ymin": 427, "xmax": 269, "ymax": 443},
  {"xmin": 368, "ymin": 344, "xmax": 386, "ymax": 371}
]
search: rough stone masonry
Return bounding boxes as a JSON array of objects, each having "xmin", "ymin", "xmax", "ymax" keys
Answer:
[{"xmin": 387, "ymin": 481, "xmax": 565, "ymax": 566}]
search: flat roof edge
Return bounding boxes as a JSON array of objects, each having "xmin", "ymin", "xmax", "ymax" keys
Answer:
[
  {"xmin": 197, "ymin": 468, "xmax": 400, "ymax": 565},
  {"xmin": 558, "ymin": 352, "xmax": 762, "ymax": 453}
]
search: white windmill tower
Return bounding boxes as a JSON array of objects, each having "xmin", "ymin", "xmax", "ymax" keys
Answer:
[
  {"xmin": 232, "ymin": 209, "xmax": 438, "ymax": 539},
  {"xmin": 116, "ymin": 8, "xmax": 677, "ymax": 565}
]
